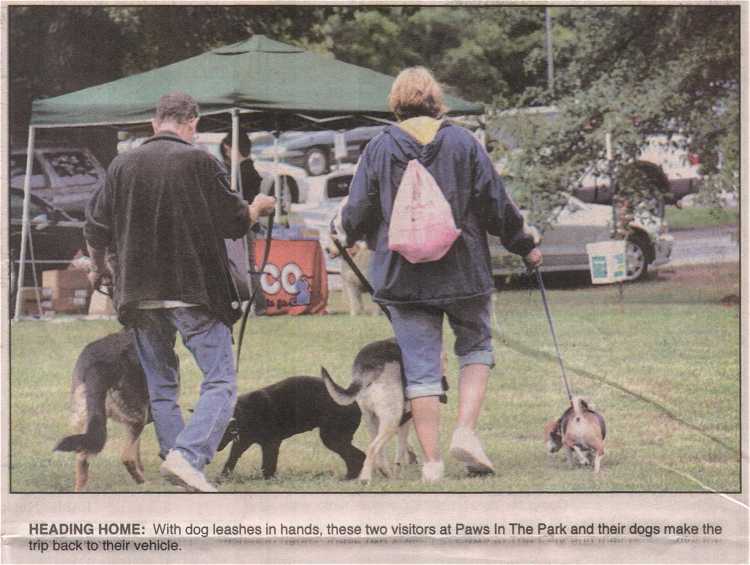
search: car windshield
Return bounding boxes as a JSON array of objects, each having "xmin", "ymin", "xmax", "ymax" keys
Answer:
[{"xmin": 43, "ymin": 151, "xmax": 101, "ymax": 186}]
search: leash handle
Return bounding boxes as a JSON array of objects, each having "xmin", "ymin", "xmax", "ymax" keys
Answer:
[
  {"xmin": 332, "ymin": 237, "xmax": 391, "ymax": 321},
  {"xmin": 236, "ymin": 211, "xmax": 275, "ymax": 370},
  {"xmin": 534, "ymin": 267, "xmax": 574, "ymax": 403}
]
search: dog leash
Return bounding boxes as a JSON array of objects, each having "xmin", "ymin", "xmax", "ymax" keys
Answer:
[
  {"xmin": 331, "ymin": 237, "xmax": 392, "ymax": 321},
  {"xmin": 236, "ymin": 210, "xmax": 275, "ymax": 370},
  {"xmin": 534, "ymin": 267, "xmax": 574, "ymax": 404}
]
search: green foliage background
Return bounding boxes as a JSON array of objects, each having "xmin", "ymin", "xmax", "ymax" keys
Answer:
[{"xmin": 9, "ymin": 5, "xmax": 740, "ymax": 206}]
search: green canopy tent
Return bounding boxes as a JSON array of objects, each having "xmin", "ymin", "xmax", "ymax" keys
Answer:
[{"xmin": 16, "ymin": 35, "xmax": 483, "ymax": 319}]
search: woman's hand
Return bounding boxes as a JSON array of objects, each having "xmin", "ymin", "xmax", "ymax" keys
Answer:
[{"xmin": 523, "ymin": 247, "xmax": 543, "ymax": 270}]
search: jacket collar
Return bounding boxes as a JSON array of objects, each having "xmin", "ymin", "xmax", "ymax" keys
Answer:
[
  {"xmin": 144, "ymin": 131, "xmax": 194, "ymax": 146},
  {"xmin": 397, "ymin": 117, "xmax": 444, "ymax": 145}
]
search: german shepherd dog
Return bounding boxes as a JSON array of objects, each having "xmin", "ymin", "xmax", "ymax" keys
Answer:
[
  {"xmin": 321, "ymin": 338, "xmax": 451, "ymax": 483},
  {"xmin": 54, "ymin": 330, "xmax": 151, "ymax": 491}
]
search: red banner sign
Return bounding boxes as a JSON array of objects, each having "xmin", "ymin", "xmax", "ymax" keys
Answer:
[{"xmin": 254, "ymin": 239, "xmax": 328, "ymax": 316}]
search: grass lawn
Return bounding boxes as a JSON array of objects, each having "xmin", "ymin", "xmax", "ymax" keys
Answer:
[
  {"xmin": 8, "ymin": 263, "xmax": 741, "ymax": 493},
  {"xmin": 664, "ymin": 205, "xmax": 739, "ymax": 231}
]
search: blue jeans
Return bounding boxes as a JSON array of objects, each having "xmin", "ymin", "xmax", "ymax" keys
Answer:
[
  {"xmin": 388, "ymin": 295, "xmax": 495, "ymax": 399},
  {"xmin": 133, "ymin": 307, "xmax": 237, "ymax": 471}
]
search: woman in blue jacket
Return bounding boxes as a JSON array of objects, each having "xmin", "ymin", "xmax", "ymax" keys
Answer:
[{"xmin": 338, "ymin": 67, "xmax": 542, "ymax": 482}]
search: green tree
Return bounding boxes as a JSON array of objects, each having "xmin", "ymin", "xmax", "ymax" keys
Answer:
[
  {"xmin": 495, "ymin": 5, "xmax": 740, "ymax": 223},
  {"xmin": 9, "ymin": 6, "xmax": 127, "ymax": 131},
  {"xmin": 319, "ymin": 6, "xmax": 548, "ymax": 105}
]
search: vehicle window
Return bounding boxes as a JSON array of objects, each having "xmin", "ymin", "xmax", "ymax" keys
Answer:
[
  {"xmin": 326, "ymin": 175, "xmax": 353, "ymax": 199},
  {"xmin": 43, "ymin": 151, "xmax": 101, "ymax": 186},
  {"xmin": 10, "ymin": 154, "xmax": 44, "ymax": 178},
  {"xmin": 10, "ymin": 192, "xmax": 45, "ymax": 219}
]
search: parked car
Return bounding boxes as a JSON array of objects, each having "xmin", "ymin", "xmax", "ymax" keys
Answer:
[
  {"xmin": 256, "ymin": 126, "xmax": 385, "ymax": 176},
  {"xmin": 489, "ymin": 181, "xmax": 673, "ymax": 281},
  {"xmin": 9, "ymin": 144, "xmax": 106, "ymax": 218},
  {"xmin": 9, "ymin": 188, "xmax": 87, "ymax": 292},
  {"xmin": 287, "ymin": 165, "xmax": 671, "ymax": 281}
]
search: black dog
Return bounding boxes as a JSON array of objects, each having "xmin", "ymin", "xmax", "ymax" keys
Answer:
[
  {"xmin": 54, "ymin": 329, "xmax": 151, "ymax": 491},
  {"xmin": 217, "ymin": 376, "xmax": 365, "ymax": 480}
]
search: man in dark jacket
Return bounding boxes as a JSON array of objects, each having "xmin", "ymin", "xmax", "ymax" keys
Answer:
[
  {"xmin": 336, "ymin": 67, "xmax": 542, "ymax": 483},
  {"xmin": 85, "ymin": 92, "xmax": 275, "ymax": 492}
]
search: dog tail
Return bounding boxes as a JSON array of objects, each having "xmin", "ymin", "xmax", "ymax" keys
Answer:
[
  {"xmin": 321, "ymin": 367, "xmax": 361, "ymax": 406},
  {"xmin": 54, "ymin": 374, "xmax": 109, "ymax": 454},
  {"xmin": 54, "ymin": 414, "xmax": 107, "ymax": 454},
  {"xmin": 571, "ymin": 396, "xmax": 589, "ymax": 420}
]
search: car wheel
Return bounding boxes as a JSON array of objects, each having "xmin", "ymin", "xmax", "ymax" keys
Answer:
[
  {"xmin": 304, "ymin": 147, "xmax": 330, "ymax": 176},
  {"xmin": 269, "ymin": 176, "xmax": 299, "ymax": 214},
  {"xmin": 625, "ymin": 236, "xmax": 649, "ymax": 281}
]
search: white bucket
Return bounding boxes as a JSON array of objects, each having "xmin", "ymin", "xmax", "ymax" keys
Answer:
[{"xmin": 586, "ymin": 240, "xmax": 627, "ymax": 284}]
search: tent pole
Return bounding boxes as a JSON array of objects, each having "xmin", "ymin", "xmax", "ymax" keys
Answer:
[
  {"xmin": 14, "ymin": 126, "xmax": 36, "ymax": 321},
  {"xmin": 273, "ymin": 117, "xmax": 281, "ymax": 218},
  {"xmin": 231, "ymin": 109, "xmax": 239, "ymax": 193}
]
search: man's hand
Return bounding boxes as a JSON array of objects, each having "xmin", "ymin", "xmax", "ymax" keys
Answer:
[
  {"xmin": 87, "ymin": 269, "xmax": 113, "ymax": 294},
  {"xmin": 86, "ymin": 244, "xmax": 113, "ymax": 291},
  {"xmin": 249, "ymin": 194, "xmax": 277, "ymax": 223},
  {"xmin": 523, "ymin": 247, "xmax": 543, "ymax": 270}
]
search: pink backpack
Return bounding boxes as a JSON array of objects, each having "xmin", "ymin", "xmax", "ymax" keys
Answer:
[{"xmin": 388, "ymin": 160, "xmax": 461, "ymax": 263}]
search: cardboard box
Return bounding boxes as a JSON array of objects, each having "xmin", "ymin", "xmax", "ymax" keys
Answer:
[
  {"xmin": 51, "ymin": 295, "xmax": 89, "ymax": 314},
  {"xmin": 42, "ymin": 269, "xmax": 89, "ymax": 295},
  {"xmin": 18, "ymin": 287, "xmax": 53, "ymax": 301},
  {"xmin": 18, "ymin": 287, "xmax": 53, "ymax": 316}
]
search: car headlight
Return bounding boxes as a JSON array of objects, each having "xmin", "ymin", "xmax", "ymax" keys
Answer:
[{"xmin": 306, "ymin": 149, "xmax": 328, "ymax": 176}]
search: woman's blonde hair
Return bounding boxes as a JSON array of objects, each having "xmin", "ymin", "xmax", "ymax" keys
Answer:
[{"xmin": 388, "ymin": 66, "xmax": 448, "ymax": 120}]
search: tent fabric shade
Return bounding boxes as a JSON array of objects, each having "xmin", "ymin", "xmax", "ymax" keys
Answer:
[{"xmin": 31, "ymin": 35, "xmax": 483, "ymax": 128}]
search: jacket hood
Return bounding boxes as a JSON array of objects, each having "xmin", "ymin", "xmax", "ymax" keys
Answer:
[{"xmin": 384, "ymin": 117, "xmax": 449, "ymax": 164}]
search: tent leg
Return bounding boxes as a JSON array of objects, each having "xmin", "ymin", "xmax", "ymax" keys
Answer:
[
  {"xmin": 273, "ymin": 117, "xmax": 281, "ymax": 218},
  {"xmin": 230, "ymin": 109, "xmax": 239, "ymax": 193},
  {"xmin": 13, "ymin": 126, "xmax": 36, "ymax": 321}
]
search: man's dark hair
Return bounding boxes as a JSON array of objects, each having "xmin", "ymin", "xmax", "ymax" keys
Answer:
[
  {"xmin": 221, "ymin": 129, "xmax": 252, "ymax": 159},
  {"xmin": 155, "ymin": 92, "xmax": 199, "ymax": 124}
]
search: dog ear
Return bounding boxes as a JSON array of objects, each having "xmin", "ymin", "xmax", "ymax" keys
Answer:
[{"xmin": 320, "ymin": 366, "xmax": 330, "ymax": 380}]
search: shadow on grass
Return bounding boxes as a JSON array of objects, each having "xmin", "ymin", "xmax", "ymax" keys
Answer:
[{"xmin": 495, "ymin": 333, "xmax": 740, "ymax": 458}]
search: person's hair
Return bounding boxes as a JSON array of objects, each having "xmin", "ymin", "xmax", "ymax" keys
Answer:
[
  {"xmin": 155, "ymin": 92, "xmax": 199, "ymax": 124},
  {"xmin": 221, "ymin": 129, "xmax": 252, "ymax": 160},
  {"xmin": 388, "ymin": 67, "xmax": 448, "ymax": 120}
]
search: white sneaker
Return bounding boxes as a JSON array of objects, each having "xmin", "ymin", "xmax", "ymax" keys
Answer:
[
  {"xmin": 160, "ymin": 450, "xmax": 217, "ymax": 493},
  {"xmin": 449, "ymin": 427, "xmax": 495, "ymax": 476},
  {"xmin": 421, "ymin": 460, "xmax": 444, "ymax": 483}
]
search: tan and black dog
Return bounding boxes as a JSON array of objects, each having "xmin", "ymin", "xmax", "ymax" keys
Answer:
[
  {"xmin": 322, "ymin": 338, "xmax": 451, "ymax": 483},
  {"xmin": 54, "ymin": 330, "xmax": 151, "ymax": 491},
  {"xmin": 544, "ymin": 397, "xmax": 606, "ymax": 472}
]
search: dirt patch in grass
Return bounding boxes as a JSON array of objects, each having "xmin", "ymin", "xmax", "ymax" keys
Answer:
[
  {"xmin": 654, "ymin": 263, "xmax": 739, "ymax": 302},
  {"xmin": 656, "ymin": 263, "xmax": 738, "ymax": 285}
]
